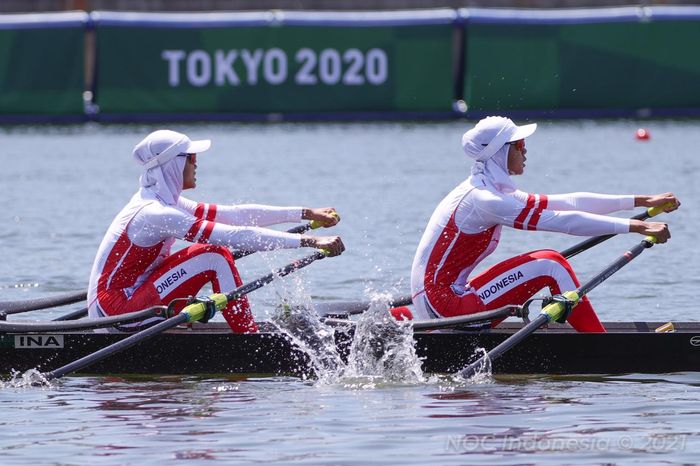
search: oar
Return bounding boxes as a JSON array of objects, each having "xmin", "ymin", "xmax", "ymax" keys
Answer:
[
  {"xmin": 456, "ymin": 236, "xmax": 659, "ymax": 379},
  {"xmin": 561, "ymin": 204, "xmax": 670, "ymax": 259},
  {"xmin": 323, "ymin": 304, "xmax": 523, "ymax": 331},
  {"xmin": 314, "ymin": 295, "xmax": 413, "ymax": 317},
  {"xmin": 43, "ymin": 250, "xmax": 332, "ymax": 381},
  {"xmin": 2, "ymin": 221, "xmax": 323, "ymax": 321},
  {"xmin": 1, "ymin": 306, "xmax": 167, "ymax": 333},
  {"xmin": 0, "ymin": 290, "xmax": 87, "ymax": 318}
]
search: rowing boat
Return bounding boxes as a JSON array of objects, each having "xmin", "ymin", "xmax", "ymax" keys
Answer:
[
  {"xmin": 2, "ymin": 321, "xmax": 698, "ymax": 376},
  {"xmin": 2, "ymin": 207, "xmax": 685, "ymax": 380}
]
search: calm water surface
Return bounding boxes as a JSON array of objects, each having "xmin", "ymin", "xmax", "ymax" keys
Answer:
[{"xmin": 1, "ymin": 120, "xmax": 699, "ymax": 464}]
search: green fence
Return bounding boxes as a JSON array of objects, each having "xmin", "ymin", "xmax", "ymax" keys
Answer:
[
  {"xmin": 460, "ymin": 7, "xmax": 700, "ymax": 116},
  {"xmin": 2, "ymin": 8, "xmax": 700, "ymax": 122},
  {"xmin": 91, "ymin": 10, "xmax": 456, "ymax": 119},
  {"xmin": 0, "ymin": 12, "xmax": 86, "ymax": 121}
]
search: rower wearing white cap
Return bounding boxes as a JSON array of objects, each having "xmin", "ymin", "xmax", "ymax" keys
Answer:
[
  {"xmin": 409, "ymin": 117, "xmax": 679, "ymax": 332},
  {"xmin": 88, "ymin": 129, "xmax": 343, "ymax": 333}
]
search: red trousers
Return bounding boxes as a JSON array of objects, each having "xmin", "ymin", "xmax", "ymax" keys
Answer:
[
  {"xmin": 98, "ymin": 244, "xmax": 257, "ymax": 333},
  {"xmin": 422, "ymin": 249, "xmax": 606, "ymax": 333}
]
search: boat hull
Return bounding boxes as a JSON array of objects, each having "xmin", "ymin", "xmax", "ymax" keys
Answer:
[{"xmin": 1, "ymin": 321, "xmax": 699, "ymax": 376}]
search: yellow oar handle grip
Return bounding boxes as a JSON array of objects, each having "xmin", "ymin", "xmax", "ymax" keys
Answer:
[
  {"xmin": 644, "ymin": 235, "xmax": 658, "ymax": 244},
  {"xmin": 646, "ymin": 202, "xmax": 675, "ymax": 218},
  {"xmin": 541, "ymin": 290, "xmax": 580, "ymax": 323},
  {"xmin": 181, "ymin": 293, "xmax": 228, "ymax": 323},
  {"xmin": 309, "ymin": 212, "xmax": 340, "ymax": 229}
]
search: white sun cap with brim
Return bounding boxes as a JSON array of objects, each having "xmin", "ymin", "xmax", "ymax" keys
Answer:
[
  {"xmin": 133, "ymin": 130, "xmax": 211, "ymax": 171},
  {"xmin": 461, "ymin": 116, "xmax": 537, "ymax": 162}
]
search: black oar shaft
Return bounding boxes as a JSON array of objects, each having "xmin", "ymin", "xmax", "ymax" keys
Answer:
[
  {"xmin": 0, "ymin": 290, "xmax": 87, "ymax": 317},
  {"xmin": 2, "ymin": 307, "xmax": 165, "ymax": 333},
  {"xmin": 578, "ymin": 239, "xmax": 652, "ymax": 297},
  {"xmin": 479, "ymin": 314, "xmax": 550, "ymax": 364},
  {"xmin": 226, "ymin": 252, "xmax": 326, "ymax": 302},
  {"xmin": 457, "ymin": 237, "xmax": 656, "ymax": 379},
  {"xmin": 45, "ymin": 312, "xmax": 188, "ymax": 380},
  {"xmin": 314, "ymin": 295, "xmax": 412, "ymax": 317}
]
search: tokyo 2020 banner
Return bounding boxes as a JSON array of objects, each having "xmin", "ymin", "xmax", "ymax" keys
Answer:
[{"xmin": 91, "ymin": 11, "xmax": 456, "ymax": 119}]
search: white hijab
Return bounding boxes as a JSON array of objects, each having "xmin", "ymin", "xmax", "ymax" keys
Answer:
[
  {"xmin": 138, "ymin": 155, "xmax": 186, "ymax": 205},
  {"xmin": 469, "ymin": 144, "xmax": 516, "ymax": 194},
  {"xmin": 461, "ymin": 116, "xmax": 536, "ymax": 194},
  {"xmin": 131, "ymin": 130, "xmax": 210, "ymax": 206}
]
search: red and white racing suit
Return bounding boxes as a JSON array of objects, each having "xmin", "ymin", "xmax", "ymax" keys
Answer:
[
  {"xmin": 410, "ymin": 177, "xmax": 634, "ymax": 332},
  {"xmin": 87, "ymin": 189, "xmax": 303, "ymax": 332}
]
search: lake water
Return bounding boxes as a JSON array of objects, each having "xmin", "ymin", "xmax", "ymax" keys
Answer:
[{"xmin": 1, "ymin": 120, "xmax": 699, "ymax": 464}]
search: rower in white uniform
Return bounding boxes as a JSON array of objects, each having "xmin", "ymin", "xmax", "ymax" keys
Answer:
[
  {"xmin": 410, "ymin": 116, "xmax": 680, "ymax": 332},
  {"xmin": 88, "ymin": 129, "xmax": 344, "ymax": 332}
]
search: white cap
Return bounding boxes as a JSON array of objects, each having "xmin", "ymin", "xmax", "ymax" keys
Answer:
[
  {"xmin": 461, "ymin": 116, "xmax": 537, "ymax": 162},
  {"xmin": 133, "ymin": 130, "xmax": 211, "ymax": 170}
]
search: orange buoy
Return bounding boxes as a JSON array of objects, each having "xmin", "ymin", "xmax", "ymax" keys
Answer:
[{"xmin": 636, "ymin": 128, "xmax": 651, "ymax": 140}]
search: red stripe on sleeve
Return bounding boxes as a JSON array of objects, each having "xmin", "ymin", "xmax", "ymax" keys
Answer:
[
  {"xmin": 206, "ymin": 203, "xmax": 217, "ymax": 221},
  {"xmin": 184, "ymin": 219, "xmax": 203, "ymax": 242},
  {"xmin": 514, "ymin": 194, "xmax": 535, "ymax": 230},
  {"xmin": 527, "ymin": 209, "xmax": 543, "ymax": 230},
  {"xmin": 526, "ymin": 195, "xmax": 548, "ymax": 230},
  {"xmin": 194, "ymin": 203, "xmax": 205, "ymax": 219},
  {"xmin": 199, "ymin": 221, "xmax": 215, "ymax": 243}
]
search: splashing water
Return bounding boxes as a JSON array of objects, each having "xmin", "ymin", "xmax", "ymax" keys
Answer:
[
  {"xmin": 0, "ymin": 369, "xmax": 53, "ymax": 389},
  {"xmin": 341, "ymin": 295, "xmax": 428, "ymax": 385},
  {"xmin": 271, "ymin": 302, "xmax": 346, "ymax": 382},
  {"xmin": 265, "ymin": 275, "xmax": 467, "ymax": 388},
  {"xmin": 451, "ymin": 347, "xmax": 494, "ymax": 385}
]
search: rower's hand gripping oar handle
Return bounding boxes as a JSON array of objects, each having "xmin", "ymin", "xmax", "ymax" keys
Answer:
[
  {"xmin": 293, "ymin": 212, "xmax": 341, "ymax": 233},
  {"xmin": 307, "ymin": 212, "xmax": 340, "ymax": 230},
  {"xmin": 561, "ymin": 203, "xmax": 673, "ymax": 260},
  {"xmin": 633, "ymin": 201, "xmax": 675, "ymax": 221},
  {"xmin": 232, "ymin": 213, "xmax": 339, "ymax": 259}
]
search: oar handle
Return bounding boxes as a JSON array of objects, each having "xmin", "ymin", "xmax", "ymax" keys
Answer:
[
  {"xmin": 645, "ymin": 201, "xmax": 675, "ymax": 219},
  {"xmin": 294, "ymin": 212, "xmax": 340, "ymax": 233},
  {"xmin": 540, "ymin": 290, "xmax": 581, "ymax": 323}
]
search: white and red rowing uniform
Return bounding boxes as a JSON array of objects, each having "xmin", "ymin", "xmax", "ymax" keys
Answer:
[
  {"xmin": 410, "ymin": 117, "xmax": 635, "ymax": 333},
  {"xmin": 87, "ymin": 191, "xmax": 303, "ymax": 332},
  {"xmin": 88, "ymin": 129, "xmax": 305, "ymax": 333}
]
